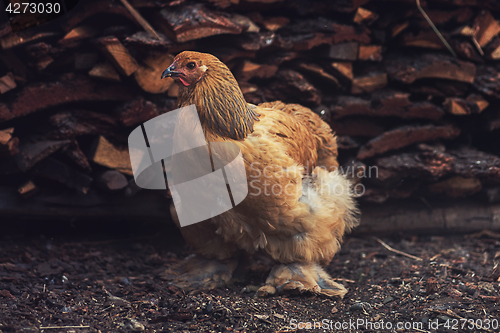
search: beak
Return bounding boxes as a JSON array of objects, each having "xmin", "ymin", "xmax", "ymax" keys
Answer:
[{"xmin": 161, "ymin": 66, "xmax": 180, "ymax": 79}]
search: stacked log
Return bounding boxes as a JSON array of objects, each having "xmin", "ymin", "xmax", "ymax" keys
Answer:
[{"xmin": 1, "ymin": 0, "xmax": 500, "ymax": 223}]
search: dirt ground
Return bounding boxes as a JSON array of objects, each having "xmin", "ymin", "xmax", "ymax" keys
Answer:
[{"xmin": 0, "ymin": 223, "xmax": 499, "ymax": 333}]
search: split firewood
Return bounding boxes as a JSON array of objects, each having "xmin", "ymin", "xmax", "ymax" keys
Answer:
[
  {"xmin": 331, "ymin": 62, "xmax": 353, "ymax": 81},
  {"xmin": 472, "ymin": 10, "xmax": 500, "ymax": 47},
  {"xmin": 297, "ymin": 63, "xmax": 340, "ymax": 87},
  {"xmin": 385, "ymin": 53, "xmax": 476, "ymax": 84},
  {"xmin": 134, "ymin": 53, "xmax": 174, "ymax": 93},
  {"xmin": 377, "ymin": 145, "xmax": 500, "ymax": 183},
  {"xmin": 204, "ymin": 0, "xmax": 240, "ymax": 9},
  {"xmin": 17, "ymin": 180, "xmax": 38, "ymax": 198},
  {"xmin": 450, "ymin": 39, "xmax": 484, "ymax": 62},
  {"xmin": 0, "ymin": 74, "xmax": 135, "ymax": 123},
  {"xmin": 25, "ymin": 42, "xmax": 53, "ymax": 59},
  {"xmin": 61, "ymin": 0, "xmax": 136, "ymax": 32},
  {"xmin": 401, "ymin": 30, "xmax": 444, "ymax": 50},
  {"xmin": 212, "ymin": 47, "xmax": 256, "ymax": 64},
  {"xmin": 293, "ymin": 33, "xmax": 333, "ymax": 51},
  {"xmin": 237, "ymin": 32, "xmax": 283, "ymax": 51},
  {"xmin": 452, "ymin": 25, "xmax": 475, "ymax": 37},
  {"xmin": 282, "ymin": 0, "xmax": 368, "ymax": 16},
  {"xmin": 155, "ymin": 4, "xmax": 244, "ymax": 43},
  {"xmin": 129, "ymin": 0, "xmax": 182, "ymax": 7},
  {"xmin": 326, "ymin": 18, "xmax": 374, "ymax": 40},
  {"xmin": 96, "ymin": 36, "xmax": 139, "ymax": 76},
  {"xmin": 353, "ymin": 7, "xmax": 378, "ymax": 25},
  {"xmin": 235, "ymin": 60, "xmax": 278, "ymax": 82},
  {"xmin": 358, "ymin": 45, "xmax": 382, "ymax": 61},
  {"xmin": 59, "ymin": 26, "xmax": 98, "ymax": 44},
  {"xmin": 0, "ymin": 128, "xmax": 14, "ymax": 143},
  {"xmin": 98, "ymin": 170, "xmax": 128, "ymax": 191},
  {"xmin": 62, "ymin": 141, "xmax": 92, "ymax": 173},
  {"xmin": 333, "ymin": 90, "xmax": 444, "ymax": 122},
  {"xmin": 89, "ymin": 63, "xmax": 121, "ymax": 81},
  {"xmin": 405, "ymin": 102, "xmax": 445, "ymax": 120},
  {"xmin": 328, "ymin": 42, "xmax": 358, "ymax": 61},
  {"xmin": 486, "ymin": 37, "xmax": 500, "ymax": 59},
  {"xmin": 428, "ymin": 176, "xmax": 482, "ymax": 198},
  {"xmin": 0, "ymin": 73, "xmax": 16, "ymax": 94},
  {"xmin": 35, "ymin": 56, "xmax": 54, "ymax": 71},
  {"xmin": 266, "ymin": 69, "xmax": 321, "ymax": 106},
  {"xmin": 475, "ymin": 65, "xmax": 500, "ymax": 99},
  {"xmin": 0, "ymin": 128, "xmax": 19, "ymax": 157},
  {"xmin": 375, "ymin": 89, "xmax": 409, "ymax": 111},
  {"xmin": 262, "ymin": 17, "xmax": 290, "ymax": 32},
  {"xmin": 115, "ymin": 98, "xmax": 160, "ymax": 127},
  {"xmin": 444, "ymin": 95, "xmax": 489, "ymax": 115},
  {"xmin": 391, "ymin": 21, "xmax": 409, "ymax": 38},
  {"xmin": 48, "ymin": 109, "xmax": 117, "ymax": 138},
  {"xmin": 357, "ymin": 124, "xmax": 460, "ymax": 160},
  {"xmin": 91, "ymin": 136, "xmax": 133, "ymax": 176},
  {"xmin": 409, "ymin": 80, "xmax": 470, "ymax": 98},
  {"xmin": 420, "ymin": 7, "xmax": 473, "ymax": 26},
  {"xmin": 232, "ymin": 14, "xmax": 260, "ymax": 33},
  {"xmin": 16, "ymin": 140, "xmax": 71, "ymax": 172},
  {"xmin": 32, "ymin": 157, "xmax": 93, "ymax": 194},
  {"xmin": 351, "ymin": 73, "xmax": 387, "ymax": 94},
  {"xmin": 0, "ymin": 31, "xmax": 58, "ymax": 49},
  {"xmin": 124, "ymin": 31, "xmax": 172, "ymax": 50},
  {"xmin": 280, "ymin": 18, "xmax": 369, "ymax": 46},
  {"xmin": 330, "ymin": 96, "xmax": 366, "ymax": 119},
  {"xmin": 262, "ymin": 51, "xmax": 299, "ymax": 67}
]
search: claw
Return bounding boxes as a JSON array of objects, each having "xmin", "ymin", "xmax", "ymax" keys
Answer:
[{"xmin": 256, "ymin": 263, "xmax": 347, "ymax": 298}]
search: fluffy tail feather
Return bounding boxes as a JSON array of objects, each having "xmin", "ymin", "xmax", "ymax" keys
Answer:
[{"xmin": 303, "ymin": 167, "xmax": 360, "ymax": 234}]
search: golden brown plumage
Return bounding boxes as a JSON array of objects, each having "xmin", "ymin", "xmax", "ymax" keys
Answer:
[{"xmin": 162, "ymin": 51, "xmax": 358, "ymax": 297}]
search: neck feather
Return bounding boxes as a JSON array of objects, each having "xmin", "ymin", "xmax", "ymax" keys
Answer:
[{"xmin": 177, "ymin": 63, "xmax": 259, "ymax": 140}]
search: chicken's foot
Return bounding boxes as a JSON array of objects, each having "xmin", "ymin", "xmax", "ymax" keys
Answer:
[
  {"xmin": 256, "ymin": 263, "xmax": 347, "ymax": 298},
  {"xmin": 161, "ymin": 254, "xmax": 237, "ymax": 291}
]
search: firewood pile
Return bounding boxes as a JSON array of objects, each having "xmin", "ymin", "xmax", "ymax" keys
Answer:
[{"xmin": 1, "ymin": 0, "xmax": 500, "ymax": 222}]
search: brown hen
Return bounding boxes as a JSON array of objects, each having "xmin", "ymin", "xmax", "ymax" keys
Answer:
[{"xmin": 161, "ymin": 51, "xmax": 358, "ymax": 297}]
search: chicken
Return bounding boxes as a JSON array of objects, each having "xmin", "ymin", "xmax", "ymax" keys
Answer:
[{"xmin": 160, "ymin": 51, "xmax": 359, "ymax": 297}]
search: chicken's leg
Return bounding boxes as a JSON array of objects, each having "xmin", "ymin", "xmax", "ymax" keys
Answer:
[
  {"xmin": 256, "ymin": 263, "xmax": 347, "ymax": 298},
  {"xmin": 162, "ymin": 254, "xmax": 238, "ymax": 291}
]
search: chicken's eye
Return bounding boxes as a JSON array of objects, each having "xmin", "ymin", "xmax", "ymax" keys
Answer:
[{"xmin": 186, "ymin": 62, "xmax": 196, "ymax": 70}]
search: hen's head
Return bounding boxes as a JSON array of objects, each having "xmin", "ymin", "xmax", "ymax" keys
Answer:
[
  {"xmin": 160, "ymin": 51, "xmax": 259, "ymax": 140},
  {"xmin": 161, "ymin": 51, "xmax": 219, "ymax": 87}
]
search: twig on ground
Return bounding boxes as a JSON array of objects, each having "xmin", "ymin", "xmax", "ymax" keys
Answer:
[
  {"xmin": 374, "ymin": 237, "xmax": 423, "ymax": 261},
  {"xmin": 332, "ymin": 278, "xmax": 355, "ymax": 283}
]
